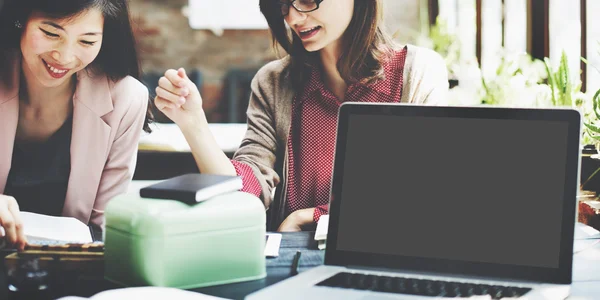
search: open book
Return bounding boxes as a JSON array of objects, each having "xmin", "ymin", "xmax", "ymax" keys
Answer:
[{"xmin": 0, "ymin": 212, "xmax": 93, "ymax": 246}]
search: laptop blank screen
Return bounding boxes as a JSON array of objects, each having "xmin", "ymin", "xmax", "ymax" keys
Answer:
[{"xmin": 335, "ymin": 114, "xmax": 570, "ymax": 269}]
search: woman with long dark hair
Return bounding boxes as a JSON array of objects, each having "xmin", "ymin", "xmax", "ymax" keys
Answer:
[
  {"xmin": 155, "ymin": 0, "xmax": 448, "ymax": 232},
  {"xmin": 0, "ymin": 0, "xmax": 153, "ymax": 249}
]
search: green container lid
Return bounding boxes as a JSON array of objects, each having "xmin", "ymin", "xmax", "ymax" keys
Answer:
[{"xmin": 105, "ymin": 192, "xmax": 266, "ymax": 237}]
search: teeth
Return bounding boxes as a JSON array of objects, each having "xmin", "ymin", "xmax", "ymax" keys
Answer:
[
  {"xmin": 301, "ymin": 26, "xmax": 318, "ymax": 33},
  {"xmin": 45, "ymin": 62, "xmax": 68, "ymax": 74}
]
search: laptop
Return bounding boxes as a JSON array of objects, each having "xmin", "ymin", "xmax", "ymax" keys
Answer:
[{"xmin": 247, "ymin": 103, "xmax": 581, "ymax": 300}]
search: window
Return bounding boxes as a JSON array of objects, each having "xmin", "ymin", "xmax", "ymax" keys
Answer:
[
  {"xmin": 503, "ymin": 0, "xmax": 527, "ymax": 55},
  {"xmin": 430, "ymin": 0, "xmax": 594, "ymax": 100},
  {"xmin": 438, "ymin": 0, "xmax": 458, "ymax": 35},
  {"xmin": 454, "ymin": 0, "xmax": 477, "ymax": 62},
  {"xmin": 548, "ymin": 0, "xmax": 581, "ymax": 83},
  {"xmin": 587, "ymin": 0, "xmax": 600, "ymax": 93},
  {"xmin": 480, "ymin": 0, "xmax": 503, "ymax": 77}
]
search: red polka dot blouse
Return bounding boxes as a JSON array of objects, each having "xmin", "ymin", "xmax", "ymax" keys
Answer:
[{"xmin": 232, "ymin": 46, "xmax": 408, "ymax": 225}]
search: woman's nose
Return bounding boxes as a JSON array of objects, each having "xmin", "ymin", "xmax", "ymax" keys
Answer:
[
  {"xmin": 51, "ymin": 44, "xmax": 75, "ymax": 65},
  {"xmin": 285, "ymin": 6, "xmax": 308, "ymax": 27}
]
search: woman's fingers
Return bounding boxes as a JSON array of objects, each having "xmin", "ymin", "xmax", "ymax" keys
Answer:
[
  {"xmin": 158, "ymin": 76, "xmax": 189, "ymax": 98},
  {"xmin": 178, "ymin": 68, "xmax": 189, "ymax": 81},
  {"xmin": 6, "ymin": 200, "xmax": 26, "ymax": 250},
  {"xmin": 155, "ymin": 86, "xmax": 185, "ymax": 106},
  {"xmin": 0, "ymin": 206, "xmax": 17, "ymax": 245},
  {"xmin": 154, "ymin": 96, "xmax": 179, "ymax": 111},
  {"xmin": 157, "ymin": 68, "xmax": 203, "ymax": 121},
  {"xmin": 164, "ymin": 69, "xmax": 188, "ymax": 89}
]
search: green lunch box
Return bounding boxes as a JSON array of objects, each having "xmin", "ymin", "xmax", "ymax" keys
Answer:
[{"xmin": 103, "ymin": 191, "xmax": 266, "ymax": 289}]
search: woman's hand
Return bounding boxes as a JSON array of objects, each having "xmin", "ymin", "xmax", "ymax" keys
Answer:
[
  {"xmin": 154, "ymin": 68, "xmax": 206, "ymax": 129},
  {"xmin": 277, "ymin": 208, "xmax": 316, "ymax": 232},
  {"xmin": 0, "ymin": 195, "xmax": 27, "ymax": 251}
]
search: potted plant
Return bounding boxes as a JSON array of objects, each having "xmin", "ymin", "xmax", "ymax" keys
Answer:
[
  {"xmin": 447, "ymin": 48, "xmax": 600, "ymax": 229},
  {"xmin": 578, "ymin": 73, "xmax": 600, "ymax": 229},
  {"xmin": 544, "ymin": 50, "xmax": 600, "ymax": 230}
]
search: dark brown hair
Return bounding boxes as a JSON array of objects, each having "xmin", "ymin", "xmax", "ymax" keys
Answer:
[
  {"xmin": 259, "ymin": 0, "xmax": 395, "ymax": 90},
  {"xmin": 0, "ymin": 0, "xmax": 153, "ymax": 132}
]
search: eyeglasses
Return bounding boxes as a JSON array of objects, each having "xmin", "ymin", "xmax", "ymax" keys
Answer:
[{"xmin": 278, "ymin": 0, "xmax": 324, "ymax": 17}]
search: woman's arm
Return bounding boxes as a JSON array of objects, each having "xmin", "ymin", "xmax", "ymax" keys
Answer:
[
  {"xmin": 155, "ymin": 69, "xmax": 236, "ymax": 176},
  {"xmin": 402, "ymin": 46, "xmax": 450, "ymax": 106},
  {"xmin": 156, "ymin": 65, "xmax": 285, "ymax": 208}
]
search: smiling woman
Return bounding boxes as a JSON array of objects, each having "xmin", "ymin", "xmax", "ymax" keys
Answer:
[
  {"xmin": 0, "ymin": 0, "xmax": 153, "ymax": 250},
  {"xmin": 21, "ymin": 10, "xmax": 105, "ymax": 85},
  {"xmin": 154, "ymin": 0, "xmax": 449, "ymax": 233}
]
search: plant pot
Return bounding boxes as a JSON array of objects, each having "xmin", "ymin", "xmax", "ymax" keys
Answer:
[
  {"xmin": 578, "ymin": 201, "xmax": 600, "ymax": 231},
  {"xmin": 580, "ymin": 145, "xmax": 600, "ymax": 193}
]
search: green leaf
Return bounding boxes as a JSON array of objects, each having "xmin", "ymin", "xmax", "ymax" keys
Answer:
[
  {"xmin": 558, "ymin": 51, "xmax": 571, "ymax": 106},
  {"xmin": 584, "ymin": 122, "xmax": 600, "ymax": 134},
  {"xmin": 581, "ymin": 57, "xmax": 589, "ymax": 64},
  {"xmin": 543, "ymin": 58, "xmax": 557, "ymax": 106},
  {"xmin": 481, "ymin": 76, "xmax": 494, "ymax": 104},
  {"xmin": 593, "ymin": 89, "xmax": 600, "ymax": 121}
]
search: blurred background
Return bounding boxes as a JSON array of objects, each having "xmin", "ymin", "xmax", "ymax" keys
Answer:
[
  {"xmin": 131, "ymin": 0, "xmax": 427, "ymax": 124},
  {"xmin": 125, "ymin": 0, "xmax": 600, "ymax": 183},
  {"xmin": 129, "ymin": 0, "xmax": 599, "ymax": 123}
]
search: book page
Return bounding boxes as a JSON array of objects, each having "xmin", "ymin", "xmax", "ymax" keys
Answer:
[{"xmin": 19, "ymin": 212, "xmax": 92, "ymax": 243}]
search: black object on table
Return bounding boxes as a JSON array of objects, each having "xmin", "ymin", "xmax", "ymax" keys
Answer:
[
  {"xmin": 0, "ymin": 231, "xmax": 323, "ymax": 300},
  {"xmin": 133, "ymin": 151, "xmax": 200, "ymax": 180},
  {"xmin": 133, "ymin": 150, "xmax": 236, "ymax": 180},
  {"xmin": 290, "ymin": 251, "xmax": 301, "ymax": 276}
]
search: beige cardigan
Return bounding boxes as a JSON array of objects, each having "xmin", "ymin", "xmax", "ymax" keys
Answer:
[{"xmin": 233, "ymin": 45, "xmax": 449, "ymax": 230}]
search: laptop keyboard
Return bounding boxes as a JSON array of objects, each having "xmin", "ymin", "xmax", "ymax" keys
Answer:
[{"xmin": 316, "ymin": 272, "xmax": 531, "ymax": 299}]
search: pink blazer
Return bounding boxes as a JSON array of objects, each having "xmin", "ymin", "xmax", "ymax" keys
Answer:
[{"xmin": 0, "ymin": 59, "xmax": 148, "ymax": 227}]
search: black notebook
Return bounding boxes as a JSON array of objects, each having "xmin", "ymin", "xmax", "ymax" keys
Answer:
[{"xmin": 139, "ymin": 174, "xmax": 243, "ymax": 204}]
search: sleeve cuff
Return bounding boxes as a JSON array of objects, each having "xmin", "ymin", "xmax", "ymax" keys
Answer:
[
  {"xmin": 313, "ymin": 205, "xmax": 329, "ymax": 223},
  {"xmin": 231, "ymin": 160, "xmax": 262, "ymax": 198}
]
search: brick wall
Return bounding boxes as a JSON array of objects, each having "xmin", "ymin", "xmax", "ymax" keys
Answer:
[{"xmin": 129, "ymin": 0, "xmax": 422, "ymax": 122}]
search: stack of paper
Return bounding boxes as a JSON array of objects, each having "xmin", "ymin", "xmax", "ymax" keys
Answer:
[{"xmin": 314, "ymin": 215, "xmax": 329, "ymax": 250}]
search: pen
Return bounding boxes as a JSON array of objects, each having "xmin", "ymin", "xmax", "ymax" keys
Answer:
[{"xmin": 290, "ymin": 250, "xmax": 301, "ymax": 275}]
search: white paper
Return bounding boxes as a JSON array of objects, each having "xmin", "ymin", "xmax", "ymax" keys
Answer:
[
  {"xmin": 265, "ymin": 233, "xmax": 282, "ymax": 257},
  {"xmin": 314, "ymin": 214, "xmax": 329, "ymax": 241},
  {"xmin": 57, "ymin": 287, "xmax": 228, "ymax": 300},
  {"xmin": 138, "ymin": 123, "xmax": 246, "ymax": 153},
  {"xmin": 317, "ymin": 239, "xmax": 326, "ymax": 250},
  {"xmin": 19, "ymin": 211, "xmax": 92, "ymax": 243}
]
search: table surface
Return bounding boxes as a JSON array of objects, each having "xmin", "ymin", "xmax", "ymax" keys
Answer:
[
  {"xmin": 0, "ymin": 232, "xmax": 323, "ymax": 300},
  {"xmin": 2, "ymin": 229, "xmax": 600, "ymax": 300}
]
